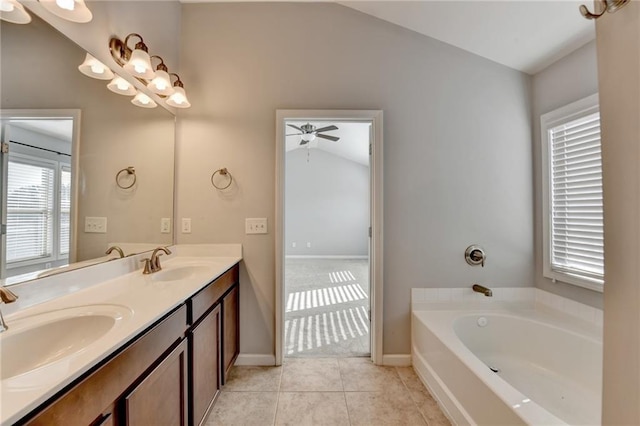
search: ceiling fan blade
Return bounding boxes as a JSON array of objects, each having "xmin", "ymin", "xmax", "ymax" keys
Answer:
[
  {"xmin": 286, "ymin": 133, "xmax": 303, "ymax": 136},
  {"xmin": 317, "ymin": 134, "xmax": 340, "ymax": 142},
  {"xmin": 287, "ymin": 124, "xmax": 303, "ymax": 132},
  {"xmin": 314, "ymin": 125, "xmax": 338, "ymax": 133}
]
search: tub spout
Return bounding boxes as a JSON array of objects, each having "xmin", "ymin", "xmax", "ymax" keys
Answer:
[{"xmin": 472, "ymin": 284, "xmax": 493, "ymax": 297}]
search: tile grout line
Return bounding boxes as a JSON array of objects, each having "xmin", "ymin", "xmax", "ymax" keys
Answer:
[
  {"xmin": 396, "ymin": 366, "xmax": 432, "ymax": 426},
  {"xmin": 272, "ymin": 364, "xmax": 285, "ymax": 426},
  {"xmin": 337, "ymin": 358, "xmax": 354, "ymax": 426}
]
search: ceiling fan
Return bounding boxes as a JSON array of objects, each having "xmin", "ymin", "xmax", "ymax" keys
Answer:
[{"xmin": 287, "ymin": 123, "xmax": 340, "ymax": 145}]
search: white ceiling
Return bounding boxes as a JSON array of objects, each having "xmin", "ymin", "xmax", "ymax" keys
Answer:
[
  {"xmin": 182, "ymin": 0, "xmax": 596, "ymax": 75},
  {"xmin": 286, "ymin": 121, "xmax": 370, "ymax": 166},
  {"xmin": 339, "ymin": 1, "xmax": 595, "ymax": 74},
  {"xmin": 9, "ymin": 119, "xmax": 73, "ymax": 142}
]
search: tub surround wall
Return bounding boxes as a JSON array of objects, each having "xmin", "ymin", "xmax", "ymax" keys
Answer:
[
  {"xmin": 176, "ymin": 2, "xmax": 533, "ymax": 358},
  {"xmin": 531, "ymin": 40, "xmax": 602, "ymax": 309}
]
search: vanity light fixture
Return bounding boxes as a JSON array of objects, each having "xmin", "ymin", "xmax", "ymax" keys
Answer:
[
  {"xmin": 147, "ymin": 56, "xmax": 175, "ymax": 96},
  {"xmin": 122, "ymin": 34, "xmax": 156, "ymax": 80},
  {"xmin": 0, "ymin": 0, "xmax": 31, "ymax": 24},
  {"xmin": 38, "ymin": 0, "xmax": 92, "ymax": 23},
  {"xmin": 78, "ymin": 53, "xmax": 114, "ymax": 80},
  {"xmin": 107, "ymin": 75, "xmax": 136, "ymax": 96},
  {"xmin": 131, "ymin": 91, "xmax": 157, "ymax": 109},
  {"xmin": 166, "ymin": 74, "xmax": 191, "ymax": 108}
]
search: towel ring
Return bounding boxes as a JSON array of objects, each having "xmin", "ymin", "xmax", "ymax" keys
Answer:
[
  {"xmin": 211, "ymin": 167, "xmax": 233, "ymax": 190},
  {"xmin": 116, "ymin": 166, "xmax": 136, "ymax": 189}
]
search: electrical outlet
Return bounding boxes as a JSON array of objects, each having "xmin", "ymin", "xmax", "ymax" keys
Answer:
[
  {"xmin": 182, "ymin": 218, "xmax": 192, "ymax": 234},
  {"xmin": 85, "ymin": 217, "xmax": 107, "ymax": 233},
  {"xmin": 245, "ymin": 218, "xmax": 268, "ymax": 234},
  {"xmin": 161, "ymin": 218, "xmax": 171, "ymax": 234}
]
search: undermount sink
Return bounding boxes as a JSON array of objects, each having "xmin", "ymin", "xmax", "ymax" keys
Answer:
[
  {"xmin": 1, "ymin": 304, "xmax": 132, "ymax": 382},
  {"xmin": 150, "ymin": 265, "xmax": 210, "ymax": 282}
]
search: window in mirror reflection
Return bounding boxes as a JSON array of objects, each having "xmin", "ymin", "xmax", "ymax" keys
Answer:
[{"xmin": 2, "ymin": 119, "xmax": 73, "ymax": 279}]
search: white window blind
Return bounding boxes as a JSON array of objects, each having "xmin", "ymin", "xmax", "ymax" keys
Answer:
[
  {"xmin": 59, "ymin": 166, "xmax": 71, "ymax": 256},
  {"xmin": 542, "ymin": 94, "xmax": 603, "ymax": 290},
  {"xmin": 6, "ymin": 158, "xmax": 55, "ymax": 263}
]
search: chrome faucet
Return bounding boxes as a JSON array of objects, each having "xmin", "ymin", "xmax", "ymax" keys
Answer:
[
  {"xmin": 141, "ymin": 247, "xmax": 172, "ymax": 274},
  {"xmin": 105, "ymin": 246, "xmax": 125, "ymax": 258},
  {"xmin": 472, "ymin": 284, "xmax": 493, "ymax": 297},
  {"xmin": 0, "ymin": 286, "xmax": 18, "ymax": 332}
]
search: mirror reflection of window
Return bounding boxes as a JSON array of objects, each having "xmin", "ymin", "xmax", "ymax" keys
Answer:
[{"xmin": 1, "ymin": 119, "xmax": 73, "ymax": 279}]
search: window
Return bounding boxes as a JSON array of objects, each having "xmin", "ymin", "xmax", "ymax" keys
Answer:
[
  {"xmin": 541, "ymin": 94, "xmax": 603, "ymax": 291},
  {"xmin": 6, "ymin": 152, "xmax": 69, "ymax": 267}
]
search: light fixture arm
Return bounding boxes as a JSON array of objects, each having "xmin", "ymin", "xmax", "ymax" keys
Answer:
[
  {"xmin": 169, "ymin": 73, "xmax": 185, "ymax": 88},
  {"xmin": 124, "ymin": 33, "xmax": 148, "ymax": 52},
  {"xmin": 150, "ymin": 55, "xmax": 168, "ymax": 72},
  {"xmin": 579, "ymin": 0, "xmax": 629, "ymax": 19}
]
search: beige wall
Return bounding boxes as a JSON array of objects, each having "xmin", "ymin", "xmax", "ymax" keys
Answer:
[
  {"xmin": 596, "ymin": 2, "xmax": 640, "ymax": 423},
  {"xmin": 176, "ymin": 3, "xmax": 534, "ymax": 356},
  {"xmin": 531, "ymin": 41, "xmax": 603, "ymax": 309},
  {"xmin": 1, "ymin": 15, "xmax": 175, "ymax": 262}
]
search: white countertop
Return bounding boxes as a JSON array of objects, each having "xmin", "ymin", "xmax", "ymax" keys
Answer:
[{"xmin": 0, "ymin": 244, "xmax": 242, "ymax": 425}]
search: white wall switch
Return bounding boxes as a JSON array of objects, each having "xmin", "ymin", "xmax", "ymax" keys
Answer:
[
  {"xmin": 161, "ymin": 218, "xmax": 171, "ymax": 234},
  {"xmin": 182, "ymin": 218, "xmax": 192, "ymax": 234},
  {"xmin": 306, "ymin": 242, "xmax": 311, "ymax": 248},
  {"xmin": 85, "ymin": 217, "xmax": 107, "ymax": 233},
  {"xmin": 245, "ymin": 218, "xmax": 268, "ymax": 234},
  {"xmin": 292, "ymin": 242, "xmax": 296, "ymax": 248}
]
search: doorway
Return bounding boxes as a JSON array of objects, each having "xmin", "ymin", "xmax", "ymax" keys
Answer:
[{"xmin": 275, "ymin": 110, "xmax": 383, "ymax": 365}]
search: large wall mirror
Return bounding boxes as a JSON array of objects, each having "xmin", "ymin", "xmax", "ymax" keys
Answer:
[{"xmin": 0, "ymin": 14, "xmax": 175, "ymax": 285}]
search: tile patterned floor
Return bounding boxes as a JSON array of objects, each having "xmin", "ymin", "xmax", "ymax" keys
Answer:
[
  {"xmin": 205, "ymin": 358, "xmax": 451, "ymax": 426},
  {"xmin": 285, "ymin": 259, "xmax": 370, "ymax": 357}
]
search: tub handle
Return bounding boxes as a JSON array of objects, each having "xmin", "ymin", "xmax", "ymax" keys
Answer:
[{"xmin": 465, "ymin": 245, "xmax": 486, "ymax": 267}]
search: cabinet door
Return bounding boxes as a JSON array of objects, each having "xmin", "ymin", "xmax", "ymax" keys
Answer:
[
  {"xmin": 222, "ymin": 285, "xmax": 239, "ymax": 384},
  {"xmin": 125, "ymin": 339, "xmax": 188, "ymax": 426},
  {"xmin": 191, "ymin": 304, "xmax": 221, "ymax": 426}
]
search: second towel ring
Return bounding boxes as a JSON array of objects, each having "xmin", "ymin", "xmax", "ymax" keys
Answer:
[
  {"xmin": 211, "ymin": 167, "xmax": 233, "ymax": 190},
  {"xmin": 116, "ymin": 166, "xmax": 136, "ymax": 189}
]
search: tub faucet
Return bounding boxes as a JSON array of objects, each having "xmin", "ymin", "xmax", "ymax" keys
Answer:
[
  {"xmin": 472, "ymin": 284, "xmax": 493, "ymax": 297},
  {"xmin": 105, "ymin": 245, "xmax": 125, "ymax": 258},
  {"xmin": 0, "ymin": 286, "xmax": 18, "ymax": 332}
]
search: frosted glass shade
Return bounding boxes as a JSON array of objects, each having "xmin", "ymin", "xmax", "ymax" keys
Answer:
[
  {"xmin": 78, "ymin": 53, "xmax": 114, "ymax": 80},
  {"xmin": 166, "ymin": 86, "xmax": 191, "ymax": 108},
  {"xmin": 131, "ymin": 92, "xmax": 157, "ymax": 109},
  {"xmin": 123, "ymin": 49, "xmax": 156, "ymax": 80},
  {"xmin": 107, "ymin": 76, "xmax": 136, "ymax": 96},
  {"xmin": 0, "ymin": 0, "xmax": 31, "ymax": 24},
  {"xmin": 38, "ymin": 0, "xmax": 92, "ymax": 23},
  {"xmin": 147, "ymin": 69, "xmax": 174, "ymax": 96}
]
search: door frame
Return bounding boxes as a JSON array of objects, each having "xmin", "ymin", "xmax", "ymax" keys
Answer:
[{"xmin": 275, "ymin": 109, "xmax": 383, "ymax": 365}]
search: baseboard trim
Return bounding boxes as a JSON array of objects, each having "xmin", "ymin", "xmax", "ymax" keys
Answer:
[
  {"xmin": 234, "ymin": 354, "xmax": 276, "ymax": 366},
  {"xmin": 382, "ymin": 354, "xmax": 412, "ymax": 366},
  {"xmin": 285, "ymin": 255, "xmax": 368, "ymax": 260}
]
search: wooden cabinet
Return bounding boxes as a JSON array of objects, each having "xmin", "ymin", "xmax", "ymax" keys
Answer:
[
  {"xmin": 125, "ymin": 339, "xmax": 188, "ymax": 426},
  {"xmin": 190, "ymin": 305, "xmax": 221, "ymax": 426},
  {"xmin": 25, "ymin": 305, "xmax": 187, "ymax": 426},
  {"xmin": 21, "ymin": 263, "xmax": 240, "ymax": 426},
  {"xmin": 222, "ymin": 285, "xmax": 239, "ymax": 384}
]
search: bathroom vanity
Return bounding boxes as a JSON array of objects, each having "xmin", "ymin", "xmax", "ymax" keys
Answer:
[{"xmin": 1, "ymin": 245, "xmax": 241, "ymax": 426}]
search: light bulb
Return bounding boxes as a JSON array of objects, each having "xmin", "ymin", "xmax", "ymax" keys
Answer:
[
  {"xmin": 131, "ymin": 92, "xmax": 157, "ymax": 108},
  {"xmin": 56, "ymin": 0, "xmax": 74, "ymax": 11},
  {"xmin": 166, "ymin": 86, "xmax": 191, "ymax": 108},
  {"xmin": 107, "ymin": 76, "xmax": 136, "ymax": 96},
  {"xmin": 90, "ymin": 63, "xmax": 104, "ymax": 75},
  {"xmin": 0, "ymin": 1, "xmax": 14, "ymax": 12},
  {"xmin": 117, "ymin": 80, "xmax": 129, "ymax": 90},
  {"xmin": 147, "ymin": 69, "xmax": 174, "ymax": 96}
]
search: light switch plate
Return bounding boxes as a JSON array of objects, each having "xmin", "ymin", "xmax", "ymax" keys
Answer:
[
  {"xmin": 245, "ymin": 218, "xmax": 267, "ymax": 234},
  {"xmin": 182, "ymin": 218, "xmax": 192, "ymax": 234},
  {"xmin": 85, "ymin": 217, "xmax": 107, "ymax": 233},
  {"xmin": 161, "ymin": 218, "xmax": 171, "ymax": 234}
]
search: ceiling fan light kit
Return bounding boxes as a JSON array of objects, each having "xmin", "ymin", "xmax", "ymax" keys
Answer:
[{"xmin": 287, "ymin": 123, "xmax": 340, "ymax": 146}]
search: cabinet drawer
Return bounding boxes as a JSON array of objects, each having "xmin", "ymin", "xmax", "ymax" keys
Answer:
[
  {"xmin": 26, "ymin": 305, "xmax": 187, "ymax": 425},
  {"xmin": 190, "ymin": 265, "xmax": 238, "ymax": 323}
]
